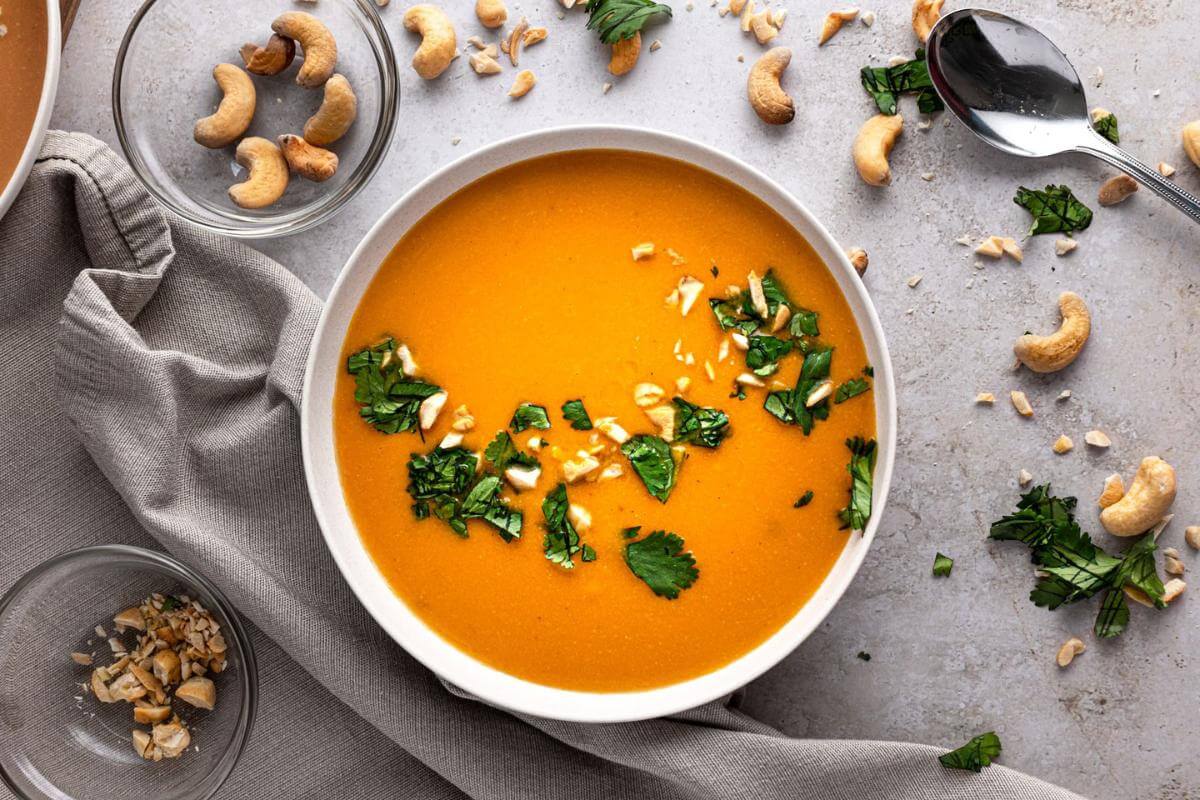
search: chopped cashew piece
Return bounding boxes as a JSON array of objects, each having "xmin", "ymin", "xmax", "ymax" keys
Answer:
[
  {"xmin": 1052, "ymin": 435, "xmax": 1074, "ymax": 455},
  {"xmin": 504, "ymin": 466, "xmax": 541, "ymax": 491},
  {"xmin": 1014, "ymin": 292, "xmax": 1090, "ymax": 373},
  {"xmin": 817, "ymin": 8, "xmax": 859, "ymax": 45},
  {"xmin": 134, "ymin": 705, "xmax": 173, "ymax": 725},
  {"xmin": 1098, "ymin": 174, "xmax": 1137, "ymax": 206},
  {"xmin": 747, "ymin": 271, "xmax": 769, "ymax": 319},
  {"xmin": 911, "ymin": 0, "xmax": 943, "ymax": 42},
  {"xmin": 152, "ymin": 721, "xmax": 192, "ymax": 758},
  {"xmin": 736, "ymin": 372, "xmax": 765, "ymax": 388},
  {"xmin": 524, "ymin": 27, "xmax": 548, "ymax": 46},
  {"xmin": 439, "ymin": 431, "xmax": 464, "ymax": 449},
  {"xmin": 508, "ymin": 69, "xmax": 536, "ymax": 98},
  {"xmin": 1018, "ymin": 469, "xmax": 1033, "ymax": 487},
  {"xmin": 1100, "ymin": 456, "xmax": 1177, "ymax": 537},
  {"xmin": 731, "ymin": 332, "xmax": 749, "ymax": 351},
  {"xmin": 633, "ymin": 383, "xmax": 665, "ymax": 407},
  {"xmin": 567, "ymin": 504, "xmax": 592, "ymax": 532},
  {"xmin": 631, "ymin": 242, "xmax": 655, "ymax": 260},
  {"xmin": 675, "ymin": 376, "xmax": 691, "ymax": 393},
  {"xmin": 175, "ymin": 677, "xmax": 216, "ymax": 711},
  {"xmin": 71, "ymin": 652, "xmax": 93, "ymax": 666},
  {"xmin": 598, "ymin": 462, "xmax": 625, "ymax": 481},
  {"xmin": 644, "ymin": 405, "xmax": 676, "ymax": 441},
  {"xmin": 1158, "ymin": 162, "xmax": 1176, "ymax": 177},
  {"xmin": 594, "ymin": 417, "xmax": 630, "ymax": 444},
  {"xmin": 131, "ymin": 729, "xmax": 153, "ymax": 759},
  {"xmin": 1084, "ymin": 430, "xmax": 1111, "ymax": 448},
  {"xmin": 853, "ymin": 114, "xmax": 903, "ymax": 187},
  {"xmin": 1098, "ymin": 474, "xmax": 1125, "ymax": 508},
  {"xmin": 396, "ymin": 344, "xmax": 420, "ymax": 376},
  {"xmin": 418, "ymin": 391, "xmax": 448, "ymax": 430},
  {"xmin": 1054, "ymin": 238, "xmax": 1078, "ymax": 256},
  {"xmin": 974, "ymin": 392, "xmax": 995, "ymax": 404},
  {"xmin": 1055, "ymin": 637, "xmax": 1086, "ymax": 668},
  {"xmin": 1186, "ymin": 526, "xmax": 1200, "ymax": 550},
  {"xmin": 562, "ymin": 453, "xmax": 600, "ymax": 483},
  {"xmin": 1165, "ymin": 554, "xmax": 1186, "ymax": 576},
  {"xmin": 113, "ymin": 607, "xmax": 146, "ymax": 631},
  {"xmin": 749, "ymin": 11, "xmax": 779, "ymax": 44},
  {"xmin": 805, "ymin": 379, "xmax": 833, "ymax": 408},
  {"xmin": 470, "ymin": 51, "xmax": 503, "ymax": 74},
  {"xmin": 676, "ymin": 276, "xmax": 705, "ymax": 316},
  {"xmin": 771, "ymin": 304, "xmax": 791, "ymax": 333},
  {"xmin": 1010, "ymin": 391, "xmax": 1033, "ymax": 417},
  {"xmin": 1162, "ymin": 578, "xmax": 1186, "ymax": 604}
]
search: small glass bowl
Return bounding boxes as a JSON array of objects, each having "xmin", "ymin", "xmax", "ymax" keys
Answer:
[
  {"xmin": 0, "ymin": 546, "xmax": 257, "ymax": 800},
  {"xmin": 112, "ymin": 0, "xmax": 397, "ymax": 238}
]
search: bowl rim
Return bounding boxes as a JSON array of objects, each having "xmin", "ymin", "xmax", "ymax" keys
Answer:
[
  {"xmin": 110, "ymin": 0, "xmax": 398, "ymax": 239},
  {"xmin": 0, "ymin": 0, "xmax": 62, "ymax": 224},
  {"xmin": 0, "ymin": 544, "xmax": 258, "ymax": 800},
  {"xmin": 300, "ymin": 124, "xmax": 898, "ymax": 722}
]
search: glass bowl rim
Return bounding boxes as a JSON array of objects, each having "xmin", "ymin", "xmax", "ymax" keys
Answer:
[
  {"xmin": 0, "ymin": 544, "xmax": 259, "ymax": 800},
  {"xmin": 110, "ymin": 0, "xmax": 398, "ymax": 239}
]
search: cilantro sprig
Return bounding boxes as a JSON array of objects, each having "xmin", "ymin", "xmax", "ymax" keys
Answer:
[
  {"xmin": 561, "ymin": 399, "xmax": 593, "ymax": 431},
  {"xmin": 939, "ymin": 732, "xmax": 1002, "ymax": 772},
  {"xmin": 347, "ymin": 338, "xmax": 442, "ymax": 435},
  {"xmin": 585, "ymin": 0, "xmax": 671, "ymax": 44},
  {"xmin": 621, "ymin": 434, "xmax": 681, "ymax": 503},
  {"xmin": 623, "ymin": 529, "xmax": 698, "ymax": 599}
]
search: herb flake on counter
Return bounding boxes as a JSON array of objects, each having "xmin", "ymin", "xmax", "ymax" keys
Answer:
[
  {"xmin": 347, "ymin": 338, "xmax": 442, "ymax": 435},
  {"xmin": 561, "ymin": 399, "xmax": 594, "ymax": 430},
  {"xmin": 510, "ymin": 402, "xmax": 551, "ymax": 433},
  {"xmin": 764, "ymin": 348, "xmax": 833, "ymax": 434},
  {"xmin": 835, "ymin": 377, "xmax": 871, "ymax": 404},
  {"xmin": 672, "ymin": 397, "xmax": 730, "ymax": 448},
  {"xmin": 932, "ymin": 552, "xmax": 954, "ymax": 577},
  {"xmin": 621, "ymin": 434, "xmax": 680, "ymax": 503},
  {"xmin": 542, "ymin": 483, "xmax": 589, "ymax": 568},
  {"xmin": 585, "ymin": 0, "xmax": 672, "ymax": 44},
  {"xmin": 860, "ymin": 49, "xmax": 944, "ymax": 116},
  {"xmin": 793, "ymin": 491, "xmax": 814, "ymax": 508},
  {"xmin": 838, "ymin": 437, "xmax": 876, "ymax": 532},
  {"xmin": 1014, "ymin": 185, "xmax": 1093, "ymax": 236},
  {"xmin": 1092, "ymin": 110, "xmax": 1119, "ymax": 144},
  {"xmin": 623, "ymin": 530, "xmax": 698, "ymax": 599},
  {"xmin": 939, "ymin": 732, "xmax": 1002, "ymax": 773}
]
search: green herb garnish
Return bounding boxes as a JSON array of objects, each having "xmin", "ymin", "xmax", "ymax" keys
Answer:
[
  {"xmin": 860, "ymin": 50, "xmax": 944, "ymax": 116},
  {"xmin": 672, "ymin": 397, "xmax": 730, "ymax": 448},
  {"xmin": 834, "ymin": 377, "xmax": 871, "ymax": 404},
  {"xmin": 1014, "ymin": 185, "xmax": 1093, "ymax": 236},
  {"xmin": 585, "ymin": 0, "xmax": 671, "ymax": 43},
  {"xmin": 793, "ymin": 490, "xmax": 814, "ymax": 508},
  {"xmin": 709, "ymin": 298, "xmax": 760, "ymax": 336},
  {"xmin": 746, "ymin": 335, "xmax": 793, "ymax": 376},
  {"xmin": 623, "ymin": 529, "xmax": 698, "ymax": 599},
  {"xmin": 1092, "ymin": 110, "xmax": 1119, "ymax": 144},
  {"xmin": 408, "ymin": 445, "xmax": 523, "ymax": 540},
  {"xmin": 347, "ymin": 338, "xmax": 442, "ymax": 435},
  {"xmin": 932, "ymin": 552, "xmax": 954, "ymax": 577},
  {"xmin": 620, "ymin": 435, "xmax": 680, "ymax": 503},
  {"xmin": 763, "ymin": 348, "xmax": 833, "ymax": 434},
  {"xmin": 837, "ymin": 437, "xmax": 876, "ymax": 532},
  {"xmin": 561, "ymin": 399, "xmax": 593, "ymax": 430},
  {"xmin": 483, "ymin": 430, "xmax": 539, "ymax": 473},
  {"xmin": 541, "ymin": 483, "xmax": 589, "ymax": 568},
  {"xmin": 509, "ymin": 402, "xmax": 551, "ymax": 433},
  {"xmin": 939, "ymin": 732, "xmax": 1002, "ymax": 773}
]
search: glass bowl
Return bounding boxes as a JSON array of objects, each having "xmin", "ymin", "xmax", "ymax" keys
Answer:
[
  {"xmin": 112, "ymin": 0, "xmax": 397, "ymax": 238},
  {"xmin": 0, "ymin": 546, "xmax": 257, "ymax": 800}
]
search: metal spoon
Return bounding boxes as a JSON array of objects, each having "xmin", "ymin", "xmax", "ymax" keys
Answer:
[{"xmin": 925, "ymin": 8, "xmax": 1200, "ymax": 225}]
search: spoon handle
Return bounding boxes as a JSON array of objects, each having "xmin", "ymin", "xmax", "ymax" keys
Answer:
[{"xmin": 1076, "ymin": 133, "xmax": 1200, "ymax": 226}]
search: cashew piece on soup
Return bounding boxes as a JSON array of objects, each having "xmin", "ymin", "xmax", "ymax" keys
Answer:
[
  {"xmin": 229, "ymin": 137, "xmax": 290, "ymax": 209},
  {"xmin": 193, "ymin": 64, "xmax": 256, "ymax": 149},
  {"xmin": 1013, "ymin": 291, "xmax": 1090, "ymax": 373},
  {"xmin": 240, "ymin": 34, "xmax": 296, "ymax": 76},
  {"xmin": 404, "ymin": 5, "xmax": 457, "ymax": 80},
  {"xmin": 1100, "ymin": 457, "xmax": 1177, "ymax": 537},
  {"xmin": 608, "ymin": 32, "xmax": 641, "ymax": 76},
  {"xmin": 278, "ymin": 134, "xmax": 339, "ymax": 182},
  {"xmin": 271, "ymin": 11, "xmax": 338, "ymax": 88},
  {"xmin": 747, "ymin": 47, "xmax": 794, "ymax": 125},
  {"xmin": 853, "ymin": 114, "xmax": 903, "ymax": 186},
  {"xmin": 303, "ymin": 74, "xmax": 357, "ymax": 146}
]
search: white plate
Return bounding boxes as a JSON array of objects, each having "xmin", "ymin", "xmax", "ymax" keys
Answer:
[
  {"xmin": 301, "ymin": 126, "xmax": 897, "ymax": 722},
  {"xmin": 0, "ymin": 0, "xmax": 61, "ymax": 223}
]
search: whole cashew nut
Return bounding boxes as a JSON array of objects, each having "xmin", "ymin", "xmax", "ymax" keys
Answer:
[
  {"xmin": 229, "ymin": 137, "xmax": 289, "ymax": 209},
  {"xmin": 271, "ymin": 11, "xmax": 338, "ymax": 88},
  {"xmin": 403, "ymin": 5, "xmax": 458, "ymax": 80},
  {"xmin": 853, "ymin": 114, "xmax": 903, "ymax": 187},
  {"xmin": 193, "ymin": 64, "xmax": 256, "ymax": 149},
  {"xmin": 1100, "ymin": 456, "xmax": 1177, "ymax": 537},
  {"xmin": 240, "ymin": 34, "xmax": 296, "ymax": 76},
  {"xmin": 303, "ymin": 74, "xmax": 358, "ymax": 146},
  {"xmin": 475, "ymin": 0, "xmax": 508, "ymax": 28},
  {"xmin": 1182, "ymin": 120, "xmax": 1200, "ymax": 168},
  {"xmin": 278, "ymin": 134, "xmax": 339, "ymax": 182},
  {"xmin": 1013, "ymin": 291, "xmax": 1090, "ymax": 373},
  {"xmin": 608, "ymin": 32, "xmax": 641, "ymax": 76},
  {"xmin": 747, "ymin": 47, "xmax": 794, "ymax": 126},
  {"xmin": 911, "ymin": 0, "xmax": 944, "ymax": 42}
]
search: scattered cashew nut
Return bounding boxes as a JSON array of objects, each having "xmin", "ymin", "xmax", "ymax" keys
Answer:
[
  {"xmin": 271, "ymin": 11, "xmax": 338, "ymax": 88},
  {"xmin": 476, "ymin": 0, "xmax": 508, "ymax": 28},
  {"xmin": 505, "ymin": 17, "xmax": 529, "ymax": 66},
  {"xmin": 240, "ymin": 34, "xmax": 296, "ymax": 76},
  {"xmin": 1100, "ymin": 456, "xmax": 1177, "ymax": 537},
  {"xmin": 846, "ymin": 246, "xmax": 868, "ymax": 276},
  {"xmin": 853, "ymin": 114, "xmax": 903, "ymax": 186},
  {"xmin": 403, "ymin": 5, "xmax": 457, "ymax": 79},
  {"xmin": 817, "ymin": 8, "xmax": 858, "ymax": 45},
  {"xmin": 1182, "ymin": 120, "xmax": 1200, "ymax": 168},
  {"xmin": 1013, "ymin": 291, "xmax": 1090, "ymax": 373},
  {"xmin": 470, "ymin": 51, "xmax": 503, "ymax": 74},
  {"xmin": 609, "ymin": 32, "xmax": 641, "ymax": 76},
  {"xmin": 508, "ymin": 69, "xmax": 536, "ymax": 98},
  {"xmin": 278, "ymin": 134, "xmax": 339, "ymax": 181},
  {"xmin": 1186, "ymin": 525, "xmax": 1200, "ymax": 550},
  {"xmin": 1055, "ymin": 637, "xmax": 1085, "ymax": 668},
  {"xmin": 747, "ymin": 47, "xmax": 794, "ymax": 125},
  {"xmin": 911, "ymin": 0, "xmax": 944, "ymax": 42},
  {"xmin": 193, "ymin": 64, "xmax": 256, "ymax": 149},
  {"xmin": 303, "ymin": 73, "xmax": 357, "ymax": 146},
  {"xmin": 229, "ymin": 137, "xmax": 289, "ymax": 209},
  {"xmin": 1098, "ymin": 174, "xmax": 1137, "ymax": 206}
]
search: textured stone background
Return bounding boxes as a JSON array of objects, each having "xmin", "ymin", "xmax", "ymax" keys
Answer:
[{"xmin": 50, "ymin": 0, "xmax": 1198, "ymax": 797}]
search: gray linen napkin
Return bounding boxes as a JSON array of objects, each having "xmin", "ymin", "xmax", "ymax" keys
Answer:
[{"xmin": 0, "ymin": 131, "xmax": 1084, "ymax": 800}]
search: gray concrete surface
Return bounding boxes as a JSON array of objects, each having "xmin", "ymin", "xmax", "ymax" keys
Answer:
[{"xmin": 49, "ymin": 1, "xmax": 1198, "ymax": 797}]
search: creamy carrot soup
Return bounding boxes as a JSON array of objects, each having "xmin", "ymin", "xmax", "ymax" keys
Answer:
[
  {"xmin": 0, "ymin": 0, "xmax": 48, "ymax": 191},
  {"xmin": 334, "ymin": 150, "xmax": 877, "ymax": 692}
]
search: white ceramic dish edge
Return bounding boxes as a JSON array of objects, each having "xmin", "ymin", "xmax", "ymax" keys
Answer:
[
  {"xmin": 0, "ymin": 0, "xmax": 62, "ymax": 223},
  {"xmin": 301, "ymin": 125, "xmax": 898, "ymax": 723}
]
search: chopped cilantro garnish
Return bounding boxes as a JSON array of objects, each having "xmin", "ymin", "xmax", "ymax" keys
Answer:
[
  {"xmin": 939, "ymin": 732, "xmax": 1001, "ymax": 773},
  {"xmin": 672, "ymin": 397, "xmax": 730, "ymax": 448},
  {"xmin": 860, "ymin": 50, "xmax": 943, "ymax": 116},
  {"xmin": 863, "ymin": 364, "xmax": 874, "ymax": 377},
  {"xmin": 710, "ymin": 263, "xmax": 719, "ymax": 278},
  {"xmin": 620, "ymin": 435, "xmax": 680, "ymax": 503},
  {"xmin": 407, "ymin": 447, "xmax": 477, "ymax": 502},
  {"xmin": 709, "ymin": 298, "xmax": 760, "ymax": 336},
  {"xmin": 1014, "ymin": 185, "xmax": 1093, "ymax": 236},
  {"xmin": 746, "ymin": 334, "xmax": 793, "ymax": 376},
  {"xmin": 834, "ymin": 377, "xmax": 871, "ymax": 404},
  {"xmin": 561, "ymin": 399, "xmax": 593, "ymax": 430},
  {"xmin": 1092, "ymin": 110, "xmax": 1119, "ymax": 144},
  {"xmin": 932, "ymin": 552, "xmax": 954, "ymax": 577},
  {"xmin": 483, "ymin": 430, "xmax": 538, "ymax": 473},
  {"xmin": 541, "ymin": 483, "xmax": 589, "ymax": 568},
  {"xmin": 621, "ymin": 525, "xmax": 642, "ymax": 540},
  {"xmin": 837, "ymin": 437, "xmax": 876, "ymax": 532},
  {"xmin": 623, "ymin": 529, "xmax": 698, "ymax": 599},
  {"xmin": 347, "ymin": 338, "xmax": 442, "ymax": 435},
  {"xmin": 764, "ymin": 348, "xmax": 833, "ymax": 434},
  {"xmin": 793, "ymin": 490, "xmax": 814, "ymax": 508},
  {"xmin": 788, "ymin": 308, "xmax": 820, "ymax": 338},
  {"xmin": 585, "ymin": 0, "xmax": 671, "ymax": 44},
  {"xmin": 509, "ymin": 402, "xmax": 551, "ymax": 433},
  {"xmin": 408, "ymin": 446, "xmax": 523, "ymax": 540}
]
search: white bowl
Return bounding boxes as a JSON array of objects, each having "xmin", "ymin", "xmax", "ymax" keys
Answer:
[
  {"xmin": 301, "ymin": 126, "xmax": 897, "ymax": 722},
  {"xmin": 0, "ymin": 0, "xmax": 61, "ymax": 223}
]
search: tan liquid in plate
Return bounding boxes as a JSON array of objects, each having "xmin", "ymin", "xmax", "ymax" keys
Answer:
[
  {"xmin": 334, "ymin": 150, "xmax": 875, "ymax": 692},
  {"xmin": 0, "ymin": 0, "xmax": 48, "ymax": 191}
]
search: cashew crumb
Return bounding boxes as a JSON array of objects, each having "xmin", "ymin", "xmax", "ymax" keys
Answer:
[
  {"xmin": 1018, "ymin": 469, "xmax": 1033, "ymax": 487},
  {"xmin": 1162, "ymin": 578, "xmax": 1186, "ymax": 604},
  {"xmin": 631, "ymin": 242, "xmax": 655, "ymax": 260},
  {"xmin": 1054, "ymin": 238, "xmax": 1077, "ymax": 256},
  {"xmin": 817, "ymin": 8, "xmax": 859, "ymax": 45},
  {"xmin": 906, "ymin": 274, "xmax": 922, "ymax": 288},
  {"xmin": 1056, "ymin": 637, "xmax": 1085, "ymax": 668},
  {"xmin": 602, "ymin": 81, "xmax": 613, "ymax": 94},
  {"xmin": 1186, "ymin": 526, "xmax": 1200, "ymax": 550},
  {"xmin": 649, "ymin": 38, "xmax": 662, "ymax": 51},
  {"xmin": 920, "ymin": 172, "xmax": 934, "ymax": 181},
  {"xmin": 1010, "ymin": 391, "xmax": 1033, "ymax": 417},
  {"xmin": 974, "ymin": 392, "xmax": 995, "ymax": 404},
  {"xmin": 1057, "ymin": 389, "xmax": 1072, "ymax": 401},
  {"xmin": 1158, "ymin": 162, "xmax": 1176, "ymax": 177},
  {"xmin": 1052, "ymin": 435, "xmax": 1074, "ymax": 454},
  {"xmin": 860, "ymin": 9, "xmax": 875, "ymax": 25},
  {"xmin": 1084, "ymin": 430, "xmax": 1111, "ymax": 448},
  {"xmin": 1165, "ymin": 555, "xmax": 1186, "ymax": 576},
  {"xmin": 975, "ymin": 235, "xmax": 1022, "ymax": 262}
]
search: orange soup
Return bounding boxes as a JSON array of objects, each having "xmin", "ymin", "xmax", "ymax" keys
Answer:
[
  {"xmin": 334, "ymin": 150, "xmax": 876, "ymax": 692},
  {"xmin": 0, "ymin": 0, "xmax": 48, "ymax": 191}
]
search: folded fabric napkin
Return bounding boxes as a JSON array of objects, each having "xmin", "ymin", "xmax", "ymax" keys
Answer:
[{"xmin": 0, "ymin": 132, "xmax": 1084, "ymax": 800}]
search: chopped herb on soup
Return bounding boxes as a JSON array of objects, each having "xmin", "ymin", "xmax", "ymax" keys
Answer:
[
  {"xmin": 793, "ymin": 491, "xmax": 814, "ymax": 508},
  {"xmin": 623, "ymin": 529, "xmax": 698, "ymax": 599},
  {"xmin": 408, "ymin": 445, "xmax": 523, "ymax": 540},
  {"xmin": 510, "ymin": 402, "xmax": 551, "ymax": 433},
  {"xmin": 838, "ymin": 437, "xmax": 876, "ymax": 532},
  {"xmin": 763, "ymin": 348, "xmax": 833, "ymax": 434},
  {"xmin": 835, "ymin": 377, "xmax": 871, "ymax": 404},
  {"xmin": 561, "ymin": 399, "xmax": 594, "ymax": 430},
  {"xmin": 621, "ymin": 434, "xmax": 680, "ymax": 503},
  {"xmin": 745, "ymin": 334, "xmax": 793, "ymax": 376},
  {"xmin": 483, "ymin": 430, "xmax": 539, "ymax": 473},
  {"xmin": 672, "ymin": 397, "xmax": 730, "ymax": 449},
  {"xmin": 347, "ymin": 338, "xmax": 442, "ymax": 435},
  {"xmin": 542, "ymin": 483, "xmax": 591, "ymax": 568}
]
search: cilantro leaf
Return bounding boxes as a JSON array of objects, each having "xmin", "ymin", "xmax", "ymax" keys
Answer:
[
  {"xmin": 585, "ymin": 0, "xmax": 671, "ymax": 44},
  {"xmin": 939, "ymin": 732, "xmax": 1001, "ymax": 772},
  {"xmin": 561, "ymin": 399, "xmax": 593, "ymax": 430},
  {"xmin": 793, "ymin": 490, "xmax": 814, "ymax": 508},
  {"xmin": 1092, "ymin": 110, "xmax": 1119, "ymax": 144},
  {"xmin": 510, "ymin": 403, "xmax": 551, "ymax": 433},
  {"xmin": 789, "ymin": 308, "xmax": 820, "ymax": 338},
  {"xmin": 1014, "ymin": 185, "xmax": 1093, "ymax": 236},
  {"xmin": 483, "ymin": 430, "xmax": 538, "ymax": 474},
  {"xmin": 623, "ymin": 529, "xmax": 698, "ymax": 599},
  {"xmin": 933, "ymin": 552, "xmax": 954, "ymax": 577},
  {"xmin": 409, "ymin": 445, "xmax": 523, "ymax": 540},
  {"xmin": 835, "ymin": 377, "xmax": 871, "ymax": 404},
  {"xmin": 1094, "ymin": 586, "xmax": 1130, "ymax": 639},
  {"xmin": 764, "ymin": 348, "xmax": 833, "ymax": 434},
  {"xmin": 709, "ymin": 298, "xmax": 760, "ymax": 336},
  {"xmin": 541, "ymin": 483, "xmax": 589, "ymax": 568},
  {"xmin": 347, "ymin": 338, "xmax": 442, "ymax": 435},
  {"xmin": 407, "ymin": 447, "xmax": 478, "ymax": 502},
  {"xmin": 746, "ymin": 335, "xmax": 793, "ymax": 376},
  {"xmin": 860, "ymin": 50, "xmax": 943, "ymax": 116},
  {"xmin": 838, "ymin": 437, "xmax": 876, "ymax": 532},
  {"xmin": 672, "ymin": 397, "xmax": 730, "ymax": 448},
  {"xmin": 621, "ymin": 434, "xmax": 680, "ymax": 503}
]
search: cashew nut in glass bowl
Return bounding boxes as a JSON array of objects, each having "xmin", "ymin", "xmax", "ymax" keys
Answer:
[
  {"xmin": 193, "ymin": 64, "xmax": 256, "ymax": 149},
  {"xmin": 1099, "ymin": 456, "xmax": 1177, "ymax": 537},
  {"xmin": 853, "ymin": 114, "xmax": 904, "ymax": 187},
  {"xmin": 1013, "ymin": 291, "xmax": 1091, "ymax": 373}
]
